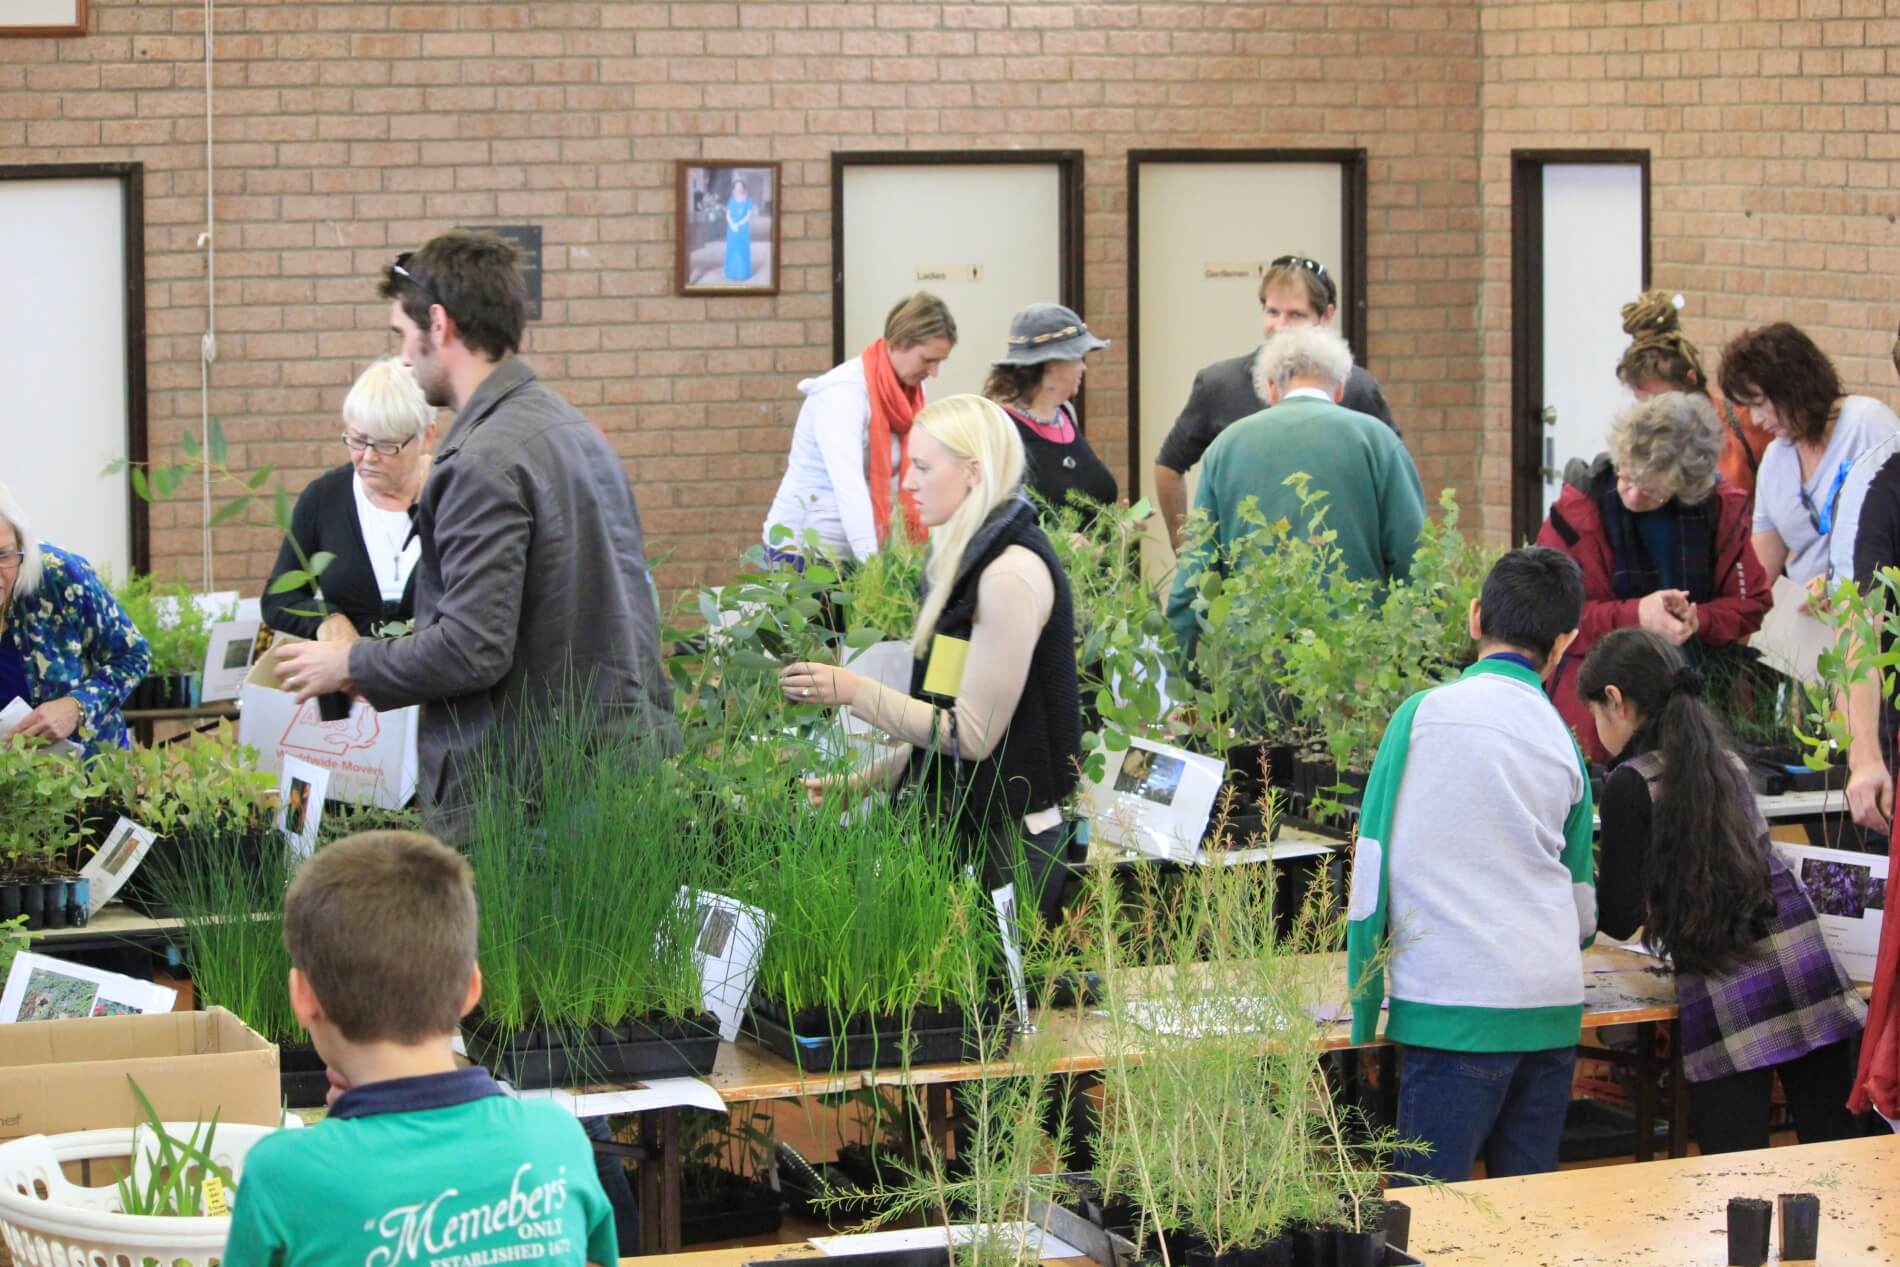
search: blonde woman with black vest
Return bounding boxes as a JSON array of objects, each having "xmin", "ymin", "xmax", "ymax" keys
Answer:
[{"xmin": 780, "ymin": 394, "xmax": 1082, "ymax": 921}]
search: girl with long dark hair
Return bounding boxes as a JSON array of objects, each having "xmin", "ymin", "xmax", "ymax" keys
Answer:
[{"xmin": 1581, "ymin": 627, "xmax": 1868, "ymax": 1153}]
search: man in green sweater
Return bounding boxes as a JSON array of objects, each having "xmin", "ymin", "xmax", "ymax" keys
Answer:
[{"xmin": 1165, "ymin": 325, "xmax": 1424, "ymax": 659}]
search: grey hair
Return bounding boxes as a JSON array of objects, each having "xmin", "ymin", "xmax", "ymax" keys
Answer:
[
  {"xmin": 1253, "ymin": 325, "xmax": 1356, "ymax": 399},
  {"xmin": 0, "ymin": 481, "xmax": 46, "ymax": 605},
  {"xmin": 1608, "ymin": 391, "xmax": 1724, "ymax": 505},
  {"xmin": 342, "ymin": 357, "xmax": 434, "ymax": 445}
]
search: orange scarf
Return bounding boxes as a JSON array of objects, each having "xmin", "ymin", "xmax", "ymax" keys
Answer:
[{"xmin": 862, "ymin": 338, "xmax": 928, "ymax": 544}]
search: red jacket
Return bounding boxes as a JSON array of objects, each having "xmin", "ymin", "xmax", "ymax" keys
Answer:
[{"xmin": 1536, "ymin": 471, "xmax": 1772, "ymax": 764}]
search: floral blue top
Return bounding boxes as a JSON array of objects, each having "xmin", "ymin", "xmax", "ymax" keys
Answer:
[{"xmin": 1, "ymin": 544, "xmax": 149, "ymax": 755}]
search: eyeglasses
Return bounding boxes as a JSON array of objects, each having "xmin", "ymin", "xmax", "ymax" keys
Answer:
[
  {"xmin": 1271, "ymin": 254, "xmax": 1329, "ymax": 281},
  {"xmin": 342, "ymin": 432, "xmax": 416, "ymax": 458},
  {"xmin": 0, "ymin": 550, "xmax": 23, "ymax": 572},
  {"xmin": 389, "ymin": 252, "xmax": 446, "ymax": 311}
]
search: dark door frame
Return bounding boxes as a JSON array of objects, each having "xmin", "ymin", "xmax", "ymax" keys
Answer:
[
  {"xmin": 830, "ymin": 149, "xmax": 1085, "ymax": 409},
  {"xmin": 0, "ymin": 161, "xmax": 148, "ymax": 571},
  {"xmin": 1125, "ymin": 148, "xmax": 1368, "ymax": 499},
  {"xmin": 1510, "ymin": 149, "xmax": 1651, "ymax": 543}
]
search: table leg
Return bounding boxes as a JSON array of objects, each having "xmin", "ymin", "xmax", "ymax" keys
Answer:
[
  {"xmin": 1667, "ymin": 1019, "xmax": 1689, "ymax": 1158},
  {"xmin": 1633, "ymin": 1020, "xmax": 1656, "ymax": 1163},
  {"xmin": 659, "ymin": 1108, "xmax": 682, "ymax": 1253},
  {"xmin": 632, "ymin": 1116, "xmax": 661, "ymax": 1256}
]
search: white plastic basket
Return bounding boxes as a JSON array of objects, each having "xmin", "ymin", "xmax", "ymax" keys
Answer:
[{"xmin": 0, "ymin": 1119, "xmax": 293, "ymax": 1267}]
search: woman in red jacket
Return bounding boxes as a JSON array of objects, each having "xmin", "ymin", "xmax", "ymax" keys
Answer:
[{"xmin": 1538, "ymin": 391, "xmax": 1773, "ymax": 764}]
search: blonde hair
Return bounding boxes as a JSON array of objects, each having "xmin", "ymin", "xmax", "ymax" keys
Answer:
[
  {"xmin": 908, "ymin": 395, "xmax": 1026, "ymax": 656},
  {"xmin": 342, "ymin": 357, "xmax": 434, "ymax": 445},
  {"xmin": 0, "ymin": 481, "xmax": 45, "ymax": 605},
  {"xmin": 884, "ymin": 292, "xmax": 958, "ymax": 349},
  {"xmin": 1253, "ymin": 325, "xmax": 1355, "ymax": 399},
  {"xmin": 1608, "ymin": 391, "xmax": 1724, "ymax": 505}
]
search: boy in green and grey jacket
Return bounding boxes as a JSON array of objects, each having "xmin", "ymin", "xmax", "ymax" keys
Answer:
[{"xmin": 1346, "ymin": 546, "xmax": 1596, "ymax": 1183}]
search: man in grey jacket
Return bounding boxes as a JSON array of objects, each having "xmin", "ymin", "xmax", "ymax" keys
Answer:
[{"xmin": 276, "ymin": 230, "xmax": 678, "ymax": 829}]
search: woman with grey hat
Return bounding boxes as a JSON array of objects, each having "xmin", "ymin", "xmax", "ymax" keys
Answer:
[{"xmin": 982, "ymin": 303, "xmax": 1119, "ymax": 520}]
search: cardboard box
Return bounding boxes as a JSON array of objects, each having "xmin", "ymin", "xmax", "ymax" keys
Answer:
[
  {"xmin": 0, "ymin": 1007, "xmax": 281, "ymax": 1141},
  {"xmin": 238, "ymin": 643, "xmax": 418, "ymax": 809}
]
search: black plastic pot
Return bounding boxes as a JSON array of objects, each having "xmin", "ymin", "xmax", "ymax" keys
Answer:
[
  {"xmin": 278, "ymin": 1040, "xmax": 334, "ymax": 1109},
  {"xmin": 1289, "ymin": 1224, "xmax": 1336, "ymax": 1267},
  {"xmin": 316, "ymin": 690, "xmax": 353, "ymax": 723},
  {"xmin": 1777, "ymin": 1192, "xmax": 1818, "ymax": 1262},
  {"xmin": 1332, "ymin": 1227, "xmax": 1385, "ymax": 1267},
  {"xmin": 40, "ymin": 880, "xmax": 67, "ymax": 929},
  {"xmin": 116, "ymin": 819, "xmax": 275, "ymax": 918},
  {"xmin": 1185, "ymin": 1235, "xmax": 1296, "ymax": 1267},
  {"xmin": 1381, "ymin": 1201, "xmax": 1410, "ymax": 1253},
  {"xmin": 1726, "ymin": 1197, "xmax": 1771, "ymax": 1267},
  {"xmin": 746, "ymin": 990, "xmax": 1008, "ymax": 1072},
  {"xmin": 463, "ymin": 1010, "xmax": 720, "ymax": 1089},
  {"xmin": 677, "ymin": 1167, "xmax": 784, "ymax": 1245},
  {"xmin": 20, "ymin": 881, "xmax": 45, "ymax": 931},
  {"xmin": 66, "ymin": 879, "xmax": 89, "ymax": 928},
  {"xmin": 0, "ymin": 882, "xmax": 20, "ymax": 922}
]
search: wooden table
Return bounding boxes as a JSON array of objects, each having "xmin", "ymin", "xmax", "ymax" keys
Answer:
[
  {"xmin": 622, "ymin": 1248, "xmax": 1092, "ymax": 1267},
  {"xmin": 29, "ymin": 903, "xmax": 186, "ymax": 952},
  {"xmin": 1398, "ymin": 1133, "xmax": 1900, "ymax": 1265}
]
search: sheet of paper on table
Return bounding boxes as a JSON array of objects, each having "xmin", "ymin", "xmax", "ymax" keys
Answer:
[
  {"xmin": 1751, "ymin": 575, "xmax": 1830, "ymax": 684},
  {"xmin": 509, "ymin": 1076, "xmax": 727, "ymax": 1117},
  {"xmin": 812, "ymin": 1224, "xmax": 1084, "ymax": 1259},
  {"xmin": 1118, "ymin": 994, "xmax": 1346, "ymax": 1037}
]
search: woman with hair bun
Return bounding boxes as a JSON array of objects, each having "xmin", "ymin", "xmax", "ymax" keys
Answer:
[
  {"xmin": 1615, "ymin": 290, "xmax": 1773, "ymax": 500},
  {"xmin": 1582, "ymin": 626, "xmax": 1865, "ymax": 1154},
  {"xmin": 777, "ymin": 394, "xmax": 1081, "ymax": 922},
  {"xmin": 1536, "ymin": 392, "xmax": 1771, "ymax": 763}
]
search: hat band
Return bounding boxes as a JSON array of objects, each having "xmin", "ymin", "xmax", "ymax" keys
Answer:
[{"xmin": 1007, "ymin": 324, "xmax": 1084, "ymax": 347}]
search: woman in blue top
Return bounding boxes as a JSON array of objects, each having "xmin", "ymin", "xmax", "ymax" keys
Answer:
[
  {"xmin": 0, "ymin": 482, "xmax": 150, "ymax": 755},
  {"xmin": 722, "ymin": 178, "xmax": 754, "ymax": 283}
]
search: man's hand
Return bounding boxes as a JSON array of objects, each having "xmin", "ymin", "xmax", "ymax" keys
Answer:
[
  {"xmin": 315, "ymin": 612, "xmax": 360, "ymax": 644},
  {"xmin": 272, "ymin": 639, "xmax": 356, "ymax": 704},
  {"xmin": 10, "ymin": 696, "xmax": 82, "ymax": 742},
  {"xmin": 1637, "ymin": 590, "xmax": 1695, "ymax": 645},
  {"xmin": 1846, "ymin": 759, "xmax": 1894, "ymax": 833}
]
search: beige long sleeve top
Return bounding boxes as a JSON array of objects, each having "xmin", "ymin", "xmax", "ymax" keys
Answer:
[{"xmin": 849, "ymin": 545, "xmax": 1062, "ymax": 829}]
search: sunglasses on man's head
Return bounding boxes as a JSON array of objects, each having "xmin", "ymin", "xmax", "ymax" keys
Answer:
[
  {"xmin": 1271, "ymin": 254, "xmax": 1329, "ymax": 280},
  {"xmin": 389, "ymin": 251, "xmax": 446, "ymax": 311}
]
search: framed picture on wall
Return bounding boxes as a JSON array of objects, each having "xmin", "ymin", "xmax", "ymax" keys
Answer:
[
  {"xmin": 0, "ymin": 1, "xmax": 87, "ymax": 37},
  {"xmin": 675, "ymin": 161, "xmax": 780, "ymax": 296}
]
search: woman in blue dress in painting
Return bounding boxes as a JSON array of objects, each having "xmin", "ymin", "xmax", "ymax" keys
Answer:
[{"xmin": 723, "ymin": 178, "xmax": 754, "ymax": 283}]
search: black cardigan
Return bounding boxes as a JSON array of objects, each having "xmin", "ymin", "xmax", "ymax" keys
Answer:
[{"xmin": 261, "ymin": 464, "xmax": 419, "ymax": 639}]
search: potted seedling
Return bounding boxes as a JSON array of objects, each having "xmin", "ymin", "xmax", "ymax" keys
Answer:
[
  {"xmin": 459, "ymin": 705, "xmax": 718, "ymax": 1088},
  {"xmin": 672, "ymin": 1107, "xmax": 785, "ymax": 1245},
  {"xmin": 0, "ymin": 735, "xmax": 96, "ymax": 929},
  {"xmin": 106, "ymin": 724, "xmax": 276, "ymax": 918},
  {"xmin": 110, "ymin": 573, "xmax": 234, "ymax": 711}
]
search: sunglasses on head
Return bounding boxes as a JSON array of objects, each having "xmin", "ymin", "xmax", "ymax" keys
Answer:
[
  {"xmin": 1269, "ymin": 254, "xmax": 1337, "ymax": 307},
  {"xmin": 389, "ymin": 251, "xmax": 446, "ymax": 311}
]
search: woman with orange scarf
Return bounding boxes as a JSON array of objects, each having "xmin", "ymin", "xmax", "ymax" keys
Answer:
[{"xmin": 762, "ymin": 292, "xmax": 957, "ymax": 565}]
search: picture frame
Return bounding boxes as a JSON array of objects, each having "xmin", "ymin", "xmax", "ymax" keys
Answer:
[
  {"xmin": 675, "ymin": 161, "xmax": 780, "ymax": 297},
  {"xmin": 0, "ymin": 0, "xmax": 87, "ymax": 37}
]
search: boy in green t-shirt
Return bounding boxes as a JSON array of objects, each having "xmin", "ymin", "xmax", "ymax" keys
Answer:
[{"xmin": 222, "ymin": 831, "xmax": 617, "ymax": 1267}]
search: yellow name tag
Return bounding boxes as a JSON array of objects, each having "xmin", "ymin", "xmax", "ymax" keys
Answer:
[
  {"xmin": 202, "ymin": 1172, "xmax": 230, "ymax": 1217},
  {"xmin": 921, "ymin": 634, "xmax": 971, "ymax": 698}
]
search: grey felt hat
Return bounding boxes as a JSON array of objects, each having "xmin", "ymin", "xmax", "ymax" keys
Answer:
[{"xmin": 993, "ymin": 303, "xmax": 1109, "ymax": 367}]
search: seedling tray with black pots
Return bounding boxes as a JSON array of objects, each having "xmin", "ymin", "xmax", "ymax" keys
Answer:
[
  {"xmin": 677, "ymin": 1167, "xmax": 784, "ymax": 1245},
  {"xmin": 464, "ymin": 1010, "xmax": 720, "ymax": 1088},
  {"xmin": 746, "ymin": 991, "xmax": 1010, "ymax": 1071},
  {"xmin": 278, "ymin": 1040, "xmax": 334, "ymax": 1109}
]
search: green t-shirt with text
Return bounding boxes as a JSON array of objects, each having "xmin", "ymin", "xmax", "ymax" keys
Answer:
[{"xmin": 222, "ymin": 1089, "xmax": 615, "ymax": 1267}]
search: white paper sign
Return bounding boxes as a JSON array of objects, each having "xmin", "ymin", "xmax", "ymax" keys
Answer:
[
  {"xmin": 79, "ymin": 816, "xmax": 157, "ymax": 915},
  {"xmin": 812, "ymin": 1225, "xmax": 1084, "ymax": 1259},
  {"xmin": 277, "ymin": 756, "xmax": 331, "ymax": 860},
  {"xmin": 0, "ymin": 697, "xmax": 84, "ymax": 759},
  {"xmin": 0, "ymin": 951, "xmax": 179, "ymax": 1023},
  {"xmin": 1081, "ymin": 736, "xmax": 1225, "ymax": 863},
  {"xmin": 680, "ymin": 888, "xmax": 773, "ymax": 1043},
  {"xmin": 1772, "ymin": 840, "xmax": 1886, "ymax": 982},
  {"xmin": 991, "ymin": 883, "xmax": 1032, "ymax": 1033},
  {"xmin": 509, "ymin": 1076, "xmax": 727, "ymax": 1117},
  {"xmin": 1751, "ymin": 575, "xmax": 1832, "ymax": 685},
  {"xmin": 199, "ymin": 619, "xmax": 264, "ymax": 703}
]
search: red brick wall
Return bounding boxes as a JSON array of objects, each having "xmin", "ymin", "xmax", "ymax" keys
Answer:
[{"xmin": 25, "ymin": 1, "xmax": 1895, "ymax": 597}]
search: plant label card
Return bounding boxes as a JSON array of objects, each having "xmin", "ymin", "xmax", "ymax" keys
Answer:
[
  {"xmin": 277, "ymin": 756, "xmax": 330, "ymax": 861},
  {"xmin": 199, "ymin": 618, "xmax": 263, "ymax": 703},
  {"xmin": 1771, "ymin": 841, "xmax": 1886, "ymax": 982},
  {"xmin": 79, "ymin": 816, "xmax": 157, "ymax": 915},
  {"xmin": 1080, "ymin": 736, "xmax": 1224, "ymax": 863},
  {"xmin": 990, "ymin": 883, "xmax": 1032, "ymax": 1032},
  {"xmin": 811, "ymin": 1225, "xmax": 1084, "ymax": 1259},
  {"xmin": 678, "ymin": 888, "xmax": 773, "ymax": 1043},
  {"xmin": 0, "ymin": 951, "xmax": 179, "ymax": 1023},
  {"xmin": 510, "ymin": 1077, "xmax": 728, "ymax": 1116},
  {"xmin": 0, "ymin": 696, "xmax": 84, "ymax": 759}
]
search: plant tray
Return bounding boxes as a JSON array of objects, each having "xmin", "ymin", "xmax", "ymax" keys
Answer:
[
  {"xmin": 463, "ymin": 1011, "xmax": 719, "ymax": 1089},
  {"xmin": 278, "ymin": 1040, "xmax": 333, "ymax": 1110},
  {"xmin": 746, "ymin": 992, "xmax": 1008, "ymax": 1071},
  {"xmin": 677, "ymin": 1169, "xmax": 784, "ymax": 1245}
]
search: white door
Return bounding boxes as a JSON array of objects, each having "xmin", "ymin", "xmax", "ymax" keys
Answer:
[
  {"xmin": 0, "ymin": 176, "xmax": 133, "ymax": 580},
  {"xmin": 839, "ymin": 163, "xmax": 1065, "ymax": 404},
  {"xmin": 1134, "ymin": 160, "xmax": 1346, "ymax": 575},
  {"xmin": 1538, "ymin": 164, "xmax": 1645, "ymax": 513}
]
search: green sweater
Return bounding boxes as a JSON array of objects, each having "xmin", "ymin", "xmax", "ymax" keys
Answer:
[{"xmin": 1165, "ymin": 393, "xmax": 1425, "ymax": 656}]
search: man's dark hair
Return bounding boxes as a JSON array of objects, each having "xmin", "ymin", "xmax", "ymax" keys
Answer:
[
  {"xmin": 1476, "ymin": 546, "xmax": 1584, "ymax": 667},
  {"xmin": 379, "ymin": 229, "xmax": 526, "ymax": 361},
  {"xmin": 284, "ymin": 830, "xmax": 477, "ymax": 1044},
  {"xmin": 1716, "ymin": 322, "xmax": 1841, "ymax": 444}
]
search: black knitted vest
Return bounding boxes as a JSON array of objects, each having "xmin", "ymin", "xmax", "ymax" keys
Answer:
[{"xmin": 906, "ymin": 495, "xmax": 1081, "ymax": 843}]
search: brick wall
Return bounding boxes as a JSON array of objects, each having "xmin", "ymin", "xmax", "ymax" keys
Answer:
[{"xmin": 5, "ymin": 0, "xmax": 1895, "ymax": 600}]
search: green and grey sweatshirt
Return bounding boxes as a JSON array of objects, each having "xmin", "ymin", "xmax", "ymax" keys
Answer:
[{"xmin": 1346, "ymin": 655, "xmax": 1596, "ymax": 1051}]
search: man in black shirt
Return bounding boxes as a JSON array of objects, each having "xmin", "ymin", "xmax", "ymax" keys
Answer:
[{"xmin": 1153, "ymin": 254, "xmax": 1397, "ymax": 550}]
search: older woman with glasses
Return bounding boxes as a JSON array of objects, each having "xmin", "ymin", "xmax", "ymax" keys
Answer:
[
  {"xmin": 0, "ymin": 481, "xmax": 150, "ymax": 755},
  {"xmin": 262, "ymin": 357, "xmax": 438, "ymax": 641},
  {"xmin": 1536, "ymin": 392, "xmax": 1772, "ymax": 764}
]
